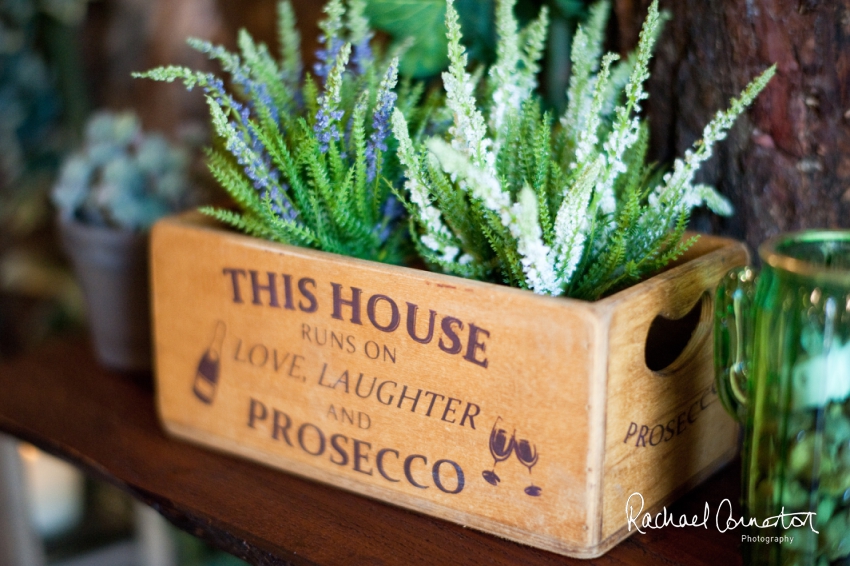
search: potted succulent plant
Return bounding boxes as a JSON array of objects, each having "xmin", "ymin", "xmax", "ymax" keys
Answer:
[
  {"xmin": 52, "ymin": 110, "xmax": 194, "ymax": 371},
  {"xmin": 138, "ymin": 0, "xmax": 773, "ymax": 558}
]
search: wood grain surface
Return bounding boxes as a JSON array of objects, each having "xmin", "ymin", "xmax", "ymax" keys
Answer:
[{"xmin": 0, "ymin": 336, "xmax": 745, "ymax": 565}]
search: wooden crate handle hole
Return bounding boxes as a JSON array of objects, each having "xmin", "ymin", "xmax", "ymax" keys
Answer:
[{"xmin": 643, "ymin": 293, "xmax": 712, "ymax": 373}]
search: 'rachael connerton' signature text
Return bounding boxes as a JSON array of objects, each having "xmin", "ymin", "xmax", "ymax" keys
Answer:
[{"xmin": 625, "ymin": 492, "xmax": 818, "ymax": 535}]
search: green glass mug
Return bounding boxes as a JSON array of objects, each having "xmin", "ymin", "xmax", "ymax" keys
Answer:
[{"xmin": 716, "ymin": 230, "xmax": 850, "ymax": 565}]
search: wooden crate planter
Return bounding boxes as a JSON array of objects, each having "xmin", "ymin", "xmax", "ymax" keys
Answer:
[{"xmin": 151, "ymin": 212, "xmax": 747, "ymax": 558}]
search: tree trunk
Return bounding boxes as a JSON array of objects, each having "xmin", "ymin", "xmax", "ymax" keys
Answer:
[{"xmin": 614, "ymin": 0, "xmax": 850, "ymax": 256}]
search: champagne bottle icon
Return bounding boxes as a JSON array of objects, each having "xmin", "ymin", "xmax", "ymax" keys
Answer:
[{"xmin": 193, "ymin": 321, "xmax": 226, "ymax": 404}]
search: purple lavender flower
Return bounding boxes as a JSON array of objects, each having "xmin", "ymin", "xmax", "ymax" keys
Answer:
[
  {"xmin": 352, "ymin": 35, "xmax": 374, "ymax": 76},
  {"xmin": 196, "ymin": 40, "xmax": 285, "ymax": 122},
  {"xmin": 190, "ymin": 40, "xmax": 274, "ymax": 114},
  {"xmin": 314, "ymin": 102, "xmax": 344, "ymax": 153},
  {"xmin": 313, "ymin": 43, "xmax": 351, "ymax": 153},
  {"xmin": 227, "ymin": 128, "xmax": 267, "ymax": 190},
  {"xmin": 264, "ymin": 184, "xmax": 298, "ymax": 221},
  {"xmin": 281, "ymin": 59, "xmax": 303, "ymax": 91},
  {"xmin": 227, "ymin": 117, "xmax": 283, "ymax": 202},
  {"xmin": 376, "ymin": 195, "xmax": 403, "ymax": 243},
  {"xmin": 314, "ymin": 35, "xmax": 345, "ymax": 82},
  {"xmin": 228, "ymin": 116, "xmax": 296, "ymax": 221},
  {"xmin": 191, "ymin": 74, "xmax": 245, "ymax": 117},
  {"xmin": 254, "ymin": 82, "xmax": 280, "ymax": 124},
  {"xmin": 365, "ymin": 62, "xmax": 398, "ymax": 182}
]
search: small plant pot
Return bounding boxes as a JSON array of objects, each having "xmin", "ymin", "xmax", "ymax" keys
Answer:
[{"xmin": 58, "ymin": 215, "xmax": 152, "ymax": 372}]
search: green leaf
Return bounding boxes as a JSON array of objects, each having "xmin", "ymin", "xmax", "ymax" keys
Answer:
[
  {"xmin": 455, "ymin": 0, "xmax": 495, "ymax": 64},
  {"xmin": 551, "ymin": 0, "xmax": 587, "ymax": 19},
  {"xmin": 365, "ymin": 0, "xmax": 448, "ymax": 77}
]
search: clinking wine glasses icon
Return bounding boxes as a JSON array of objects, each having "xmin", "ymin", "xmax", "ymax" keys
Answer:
[
  {"xmin": 482, "ymin": 417, "xmax": 513, "ymax": 486},
  {"xmin": 515, "ymin": 438, "xmax": 542, "ymax": 497},
  {"xmin": 482, "ymin": 417, "xmax": 541, "ymax": 497}
]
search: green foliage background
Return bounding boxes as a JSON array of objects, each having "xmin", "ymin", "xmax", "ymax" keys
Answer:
[{"xmin": 365, "ymin": 0, "xmax": 587, "ymax": 81}]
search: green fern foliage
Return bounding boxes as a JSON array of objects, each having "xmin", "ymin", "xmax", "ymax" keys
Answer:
[
  {"xmin": 134, "ymin": 0, "xmax": 415, "ymax": 264},
  {"xmin": 393, "ymin": 0, "xmax": 775, "ymax": 300}
]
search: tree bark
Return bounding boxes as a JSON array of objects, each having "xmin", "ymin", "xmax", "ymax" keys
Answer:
[{"xmin": 614, "ymin": 0, "xmax": 850, "ymax": 256}]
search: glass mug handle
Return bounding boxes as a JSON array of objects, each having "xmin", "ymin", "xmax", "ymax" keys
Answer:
[{"xmin": 714, "ymin": 266, "xmax": 759, "ymax": 424}]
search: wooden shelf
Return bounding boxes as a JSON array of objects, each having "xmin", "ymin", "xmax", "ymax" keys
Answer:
[{"xmin": 0, "ymin": 336, "xmax": 744, "ymax": 565}]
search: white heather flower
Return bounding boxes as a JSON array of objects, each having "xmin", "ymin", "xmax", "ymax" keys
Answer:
[
  {"xmin": 512, "ymin": 186, "xmax": 559, "ymax": 295},
  {"xmin": 488, "ymin": 0, "xmax": 521, "ymax": 137},
  {"xmin": 573, "ymin": 52, "xmax": 618, "ymax": 169},
  {"xmin": 650, "ymin": 65, "xmax": 774, "ymax": 219},
  {"xmin": 421, "ymin": 235, "xmax": 460, "ymax": 263},
  {"xmin": 386, "ymin": 0, "xmax": 773, "ymax": 300},
  {"xmin": 551, "ymin": 157, "xmax": 605, "ymax": 285},
  {"xmin": 597, "ymin": 115, "xmax": 638, "ymax": 214},
  {"xmin": 594, "ymin": 1, "xmax": 658, "ymax": 215},
  {"xmin": 683, "ymin": 184, "xmax": 733, "ymax": 217},
  {"xmin": 488, "ymin": 0, "xmax": 548, "ymax": 149},
  {"xmin": 391, "ymin": 109, "xmax": 459, "ymax": 262},
  {"xmin": 561, "ymin": 1, "xmax": 609, "ymax": 141},
  {"xmin": 428, "ymin": 139, "xmax": 559, "ymax": 295},
  {"xmin": 427, "ymin": 138, "xmax": 509, "ymax": 212},
  {"xmin": 443, "ymin": 0, "xmax": 495, "ymax": 174}
]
